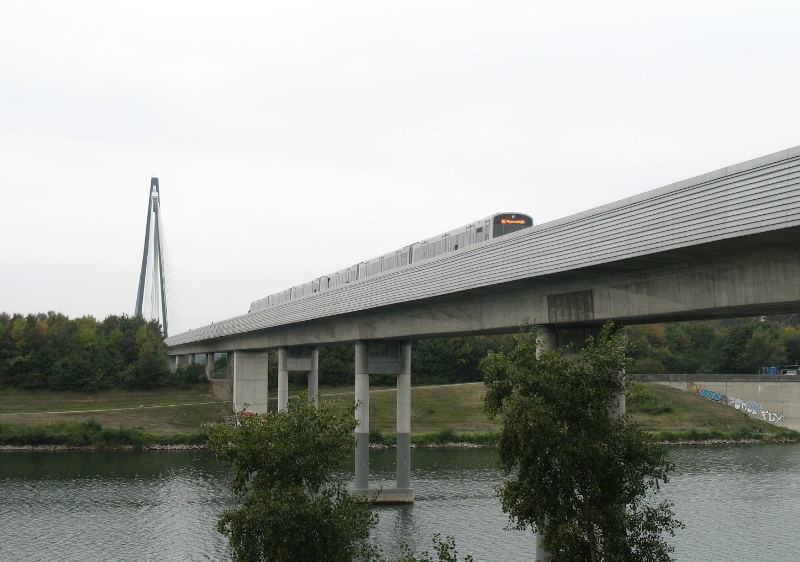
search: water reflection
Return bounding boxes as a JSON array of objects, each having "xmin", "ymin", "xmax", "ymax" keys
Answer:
[{"xmin": 1, "ymin": 445, "xmax": 798, "ymax": 561}]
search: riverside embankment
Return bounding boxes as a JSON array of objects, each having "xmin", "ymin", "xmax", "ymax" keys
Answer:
[{"xmin": 1, "ymin": 380, "xmax": 797, "ymax": 448}]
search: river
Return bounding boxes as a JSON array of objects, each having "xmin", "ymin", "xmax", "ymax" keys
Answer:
[{"xmin": 1, "ymin": 445, "xmax": 798, "ymax": 561}]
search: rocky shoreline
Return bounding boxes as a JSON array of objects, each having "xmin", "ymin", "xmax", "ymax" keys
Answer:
[
  {"xmin": 3, "ymin": 438, "xmax": 796, "ymax": 452},
  {"xmin": 0, "ymin": 443, "xmax": 207, "ymax": 451}
]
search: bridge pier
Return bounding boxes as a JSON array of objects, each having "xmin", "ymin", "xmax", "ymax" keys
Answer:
[
  {"xmin": 534, "ymin": 327, "xmax": 555, "ymax": 560},
  {"xmin": 396, "ymin": 341, "xmax": 412, "ymax": 492},
  {"xmin": 308, "ymin": 347, "xmax": 319, "ymax": 408},
  {"xmin": 226, "ymin": 352, "xmax": 234, "ymax": 379},
  {"xmin": 354, "ymin": 341, "xmax": 369, "ymax": 491},
  {"xmin": 278, "ymin": 346, "xmax": 320, "ymax": 412},
  {"xmin": 205, "ymin": 352, "xmax": 215, "ymax": 379},
  {"xmin": 179, "ymin": 354, "xmax": 193, "ymax": 368},
  {"xmin": 531, "ymin": 325, "xmax": 627, "ymax": 559},
  {"xmin": 278, "ymin": 347, "xmax": 288, "ymax": 411},
  {"xmin": 353, "ymin": 340, "xmax": 414, "ymax": 503},
  {"xmin": 167, "ymin": 355, "xmax": 177, "ymax": 373},
  {"xmin": 233, "ymin": 350, "xmax": 269, "ymax": 414}
]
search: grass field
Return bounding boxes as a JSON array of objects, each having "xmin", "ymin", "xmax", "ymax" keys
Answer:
[
  {"xmin": 0, "ymin": 383, "xmax": 231, "ymax": 435},
  {"xmin": 0, "ymin": 380, "xmax": 793, "ymax": 445},
  {"xmin": 626, "ymin": 383, "xmax": 781, "ymax": 434}
]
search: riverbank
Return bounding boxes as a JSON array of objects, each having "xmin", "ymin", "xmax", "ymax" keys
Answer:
[
  {"xmin": 1, "ymin": 380, "xmax": 797, "ymax": 448},
  {"xmin": 1, "ymin": 423, "xmax": 796, "ymax": 451}
]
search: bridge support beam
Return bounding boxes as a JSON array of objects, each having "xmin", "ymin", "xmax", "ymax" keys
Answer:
[
  {"xmin": 206, "ymin": 352, "xmax": 215, "ymax": 379},
  {"xmin": 226, "ymin": 352, "xmax": 234, "ymax": 379},
  {"xmin": 233, "ymin": 350, "xmax": 269, "ymax": 414},
  {"xmin": 167, "ymin": 355, "xmax": 177, "ymax": 373},
  {"xmin": 179, "ymin": 354, "xmax": 193, "ymax": 368}
]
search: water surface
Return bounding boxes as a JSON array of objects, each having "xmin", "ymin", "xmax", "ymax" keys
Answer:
[{"xmin": 1, "ymin": 445, "xmax": 798, "ymax": 561}]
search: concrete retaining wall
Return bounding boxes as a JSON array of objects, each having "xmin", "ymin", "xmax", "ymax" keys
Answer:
[{"xmin": 641, "ymin": 374, "xmax": 800, "ymax": 432}]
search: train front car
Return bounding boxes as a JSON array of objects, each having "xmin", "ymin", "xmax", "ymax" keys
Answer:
[{"xmin": 492, "ymin": 212, "xmax": 533, "ymax": 238}]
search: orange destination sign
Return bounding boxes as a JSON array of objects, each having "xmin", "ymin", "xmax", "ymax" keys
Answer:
[{"xmin": 501, "ymin": 218, "xmax": 526, "ymax": 225}]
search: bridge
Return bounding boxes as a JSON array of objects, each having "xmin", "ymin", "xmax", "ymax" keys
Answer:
[{"xmin": 165, "ymin": 145, "xmax": 800, "ymax": 502}]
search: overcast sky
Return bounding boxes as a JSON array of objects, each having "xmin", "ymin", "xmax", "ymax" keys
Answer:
[{"xmin": 2, "ymin": 1, "xmax": 799, "ymax": 334}]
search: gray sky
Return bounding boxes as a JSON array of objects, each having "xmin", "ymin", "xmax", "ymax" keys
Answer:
[{"xmin": 2, "ymin": 1, "xmax": 799, "ymax": 334}]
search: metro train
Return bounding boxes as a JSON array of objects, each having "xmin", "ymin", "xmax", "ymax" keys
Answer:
[{"xmin": 248, "ymin": 212, "xmax": 533, "ymax": 313}]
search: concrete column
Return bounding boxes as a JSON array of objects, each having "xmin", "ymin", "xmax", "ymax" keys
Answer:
[
  {"xmin": 535, "ymin": 325, "xmax": 556, "ymax": 561},
  {"xmin": 612, "ymin": 392, "xmax": 626, "ymax": 417},
  {"xmin": 233, "ymin": 350, "xmax": 269, "ymax": 414},
  {"xmin": 205, "ymin": 352, "xmax": 215, "ymax": 380},
  {"xmin": 396, "ymin": 341, "xmax": 412, "ymax": 491},
  {"xmin": 278, "ymin": 347, "xmax": 289, "ymax": 412},
  {"xmin": 167, "ymin": 355, "xmax": 177, "ymax": 373},
  {"xmin": 226, "ymin": 352, "xmax": 234, "ymax": 379},
  {"xmin": 180, "ymin": 354, "xmax": 193, "ymax": 368},
  {"xmin": 536, "ymin": 516, "xmax": 550, "ymax": 561},
  {"xmin": 354, "ymin": 340, "xmax": 369, "ymax": 491},
  {"xmin": 536, "ymin": 325, "xmax": 557, "ymax": 354},
  {"xmin": 308, "ymin": 347, "xmax": 319, "ymax": 408}
]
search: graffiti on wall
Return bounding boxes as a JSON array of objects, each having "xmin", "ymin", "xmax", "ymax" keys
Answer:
[{"xmin": 690, "ymin": 384, "xmax": 785, "ymax": 424}]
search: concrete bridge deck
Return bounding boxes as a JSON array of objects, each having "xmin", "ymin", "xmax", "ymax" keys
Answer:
[{"xmin": 167, "ymin": 145, "xmax": 800, "ymax": 354}]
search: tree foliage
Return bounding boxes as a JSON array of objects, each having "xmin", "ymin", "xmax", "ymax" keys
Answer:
[
  {"xmin": 206, "ymin": 396, "xmax": 378, "ymax": 562},
  {"xmin": 0, "ymin": 311, "xmax": 202, "ymax": 390},
  {"xmin": 395, "ymin": 535, "xmax": 474, "ymax": 562},
  {"xmin": 626, "ymin": 317, "xmax": 800, "ymax": 374},
  {"xmin": 481, "ymin": 322, "xmax": 682, "ymax": 562}
]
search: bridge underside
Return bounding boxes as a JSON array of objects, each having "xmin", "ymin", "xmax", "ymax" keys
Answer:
[{"xmin": 168, "ymin": 226, "xmax": 800, "ymax": 355}]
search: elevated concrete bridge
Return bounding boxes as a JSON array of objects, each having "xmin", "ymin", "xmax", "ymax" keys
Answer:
[{"xmin": 166, "ymin": 145, "xmax": 800, "ymax": 503}]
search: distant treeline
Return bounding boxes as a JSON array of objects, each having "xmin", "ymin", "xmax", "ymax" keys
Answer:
[
  {"xmin": 3, "ymin": 311, "xmax": 799, "ymax": 392},
  {"xmin": 0, "ymin": 312, "xmax": 205, "ymax": 391},
  {"xmin": 625, "ymin": 315, "xmax": 800, "ymax": 374}
]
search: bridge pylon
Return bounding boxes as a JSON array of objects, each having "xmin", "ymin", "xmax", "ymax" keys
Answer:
[{"xmin": 134, "ymin": 177, "xmax": 170, "ymax": 337}]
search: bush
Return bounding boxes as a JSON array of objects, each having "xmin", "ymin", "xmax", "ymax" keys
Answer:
[{"xmin": 169, "ymin": 363, "xmax": 208, "ymax": 388}]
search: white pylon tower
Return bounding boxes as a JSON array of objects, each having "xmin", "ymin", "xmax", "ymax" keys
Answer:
[{"xmin": 134, "ymin": 177, "xmax": 169, "ymax": 336}]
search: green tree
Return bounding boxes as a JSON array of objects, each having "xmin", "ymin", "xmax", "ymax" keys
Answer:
[
  {"xmin": 743, "ymin": 324, "xmax": 786, "ymax": 372},
  {"xmin": 715, "ymin": 323, "xmax": 757, "ymax": 373},
  {"xmin": 481, "ymin": 322, "xmax": 681, "ymax": 562},
  {"xmin": 206, "ymin": 396, "xmax": 378, "ymax": 562},
  {"xmin": 133, "ymin": 324, "xmax": 169, "ymax": 389},
  {"xmin": 783, "ymin": 328, "xmax": 800, "ymax": 364}
]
